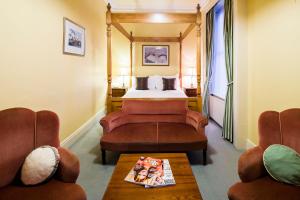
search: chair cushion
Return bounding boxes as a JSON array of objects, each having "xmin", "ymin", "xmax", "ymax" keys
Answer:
[
  {"xmin": 228, "ymin": 176, "xmax": 300, "ymax": 200},
  {"xmin": 263, "ymin": 144, "xmax": 300, "ymax": 186},
  {"xmin": 0, "ymin": 179, "xmax": 86, "ymax": 200},
  {"xmin": 100, "ymin": 123, "xmax": 158, "ymax": 152},
  {"xmin": 100, "ymin": 122, "xmax": 207, "ymax": 152},
  {"xmin": 21, "ymin": 146, "xmax": 60, "ymax": 186},
  {"xmin": 158, "ymin": 123, "xmax": 207, "ymax": 151}
]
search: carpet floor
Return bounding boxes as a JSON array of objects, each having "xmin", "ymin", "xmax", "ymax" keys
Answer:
[{"xmin": 70, "ymin": 121, "xmax": 242, "ymax": 200}]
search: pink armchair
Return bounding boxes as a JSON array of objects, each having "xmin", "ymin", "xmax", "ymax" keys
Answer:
[
  {"xmin": 0, "ymin": 108, "xmax": 86, "ymax": 200},
  {"xmin": 228, "ymin": 108, "xmax": 300, "ymax": 200}
]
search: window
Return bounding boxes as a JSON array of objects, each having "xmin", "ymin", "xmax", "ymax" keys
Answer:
[{"xmin": 209, "ymin": 0, "xmax": 227, "ymax": 99}]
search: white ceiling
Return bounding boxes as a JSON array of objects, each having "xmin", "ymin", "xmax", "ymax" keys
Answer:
[{"xmin": 105, "ymin": 0, "xmax": 209, "ymax": 13}]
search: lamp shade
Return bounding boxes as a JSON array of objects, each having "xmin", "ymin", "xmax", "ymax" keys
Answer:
[{"xmin": 120, "ymin": 67, "xmax": 128, "ymax": 76}]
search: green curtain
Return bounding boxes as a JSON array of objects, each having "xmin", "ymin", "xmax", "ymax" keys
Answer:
[
  {"xmin": 222, "ymin": 0, "xmax": 234, "ymax": 142},
  {"xmin": 202, "ymin": 9, "xmax": 214, "ymax": 117}
]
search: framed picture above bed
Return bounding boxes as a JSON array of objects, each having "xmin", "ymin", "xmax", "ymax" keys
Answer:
[
  {"xmin": 63, "ymin": 17, "xmax": 85, "ymax": 56},
  {"xmin": 142, "ymin": 45, "xmax": 169, "ymax": 66}
]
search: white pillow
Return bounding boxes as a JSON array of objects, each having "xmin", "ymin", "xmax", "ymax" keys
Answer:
[
  {"xmin": 21, "ymin": 146, "xmax": 60, "ymax": 185},
  {"xmin": 148, "ymin": 75, "xmax": 161, "ymax": 90}
]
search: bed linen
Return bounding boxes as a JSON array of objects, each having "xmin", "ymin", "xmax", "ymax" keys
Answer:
[{"xmin": 122, "ymin": 88, "xmax": 188, "ymax": 99}]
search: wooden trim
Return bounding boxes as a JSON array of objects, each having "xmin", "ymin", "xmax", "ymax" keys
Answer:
[
  {"xmin": 130, "ymin": 32, "xmax": 133, "ymax": 87},
  {"xmin": 112, "ymin": 22, "xmax": 131, "ymax": 40},
  {"xmin": 111, "ymin": 13, "xmax": 197, "ymax": 24},
  {"xmin": 181, "ymin": 23, "xmax": 196, "ymax": 41},
  {"xmin": 142, "ymin": 45, "xmax": 170, "ymax": 66},
  {"xmin": 196, "ymin": 4, "xmax": 202, "ymax": 112},
  {"xmin": 179, "ymin": 32, "xmax": 183, "ymax": 88},
  {"xmin": 133, "ymin": 37, "xmax": 180, "ymax": 43},
  {"xmin": 106, "ymin": 3, "xmax": 112, "ymax": 113}
]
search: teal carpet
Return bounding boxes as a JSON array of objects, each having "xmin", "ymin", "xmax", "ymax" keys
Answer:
[{"xmin": 70, "ymin": 121, "xmax": 242, "ymax": 200}]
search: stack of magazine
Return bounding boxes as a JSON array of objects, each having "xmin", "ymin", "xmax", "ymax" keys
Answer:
[{"xmin": 124, "ymin": 156, "xmax": 176, "ymax": 188}]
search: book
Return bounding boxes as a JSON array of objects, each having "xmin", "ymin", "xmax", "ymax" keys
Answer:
[{"xmin": 124, "ymin": 156, "xmax": 176, "ymax": 188}]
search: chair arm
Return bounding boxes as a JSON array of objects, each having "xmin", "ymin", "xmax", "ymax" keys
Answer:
[
  {"xmin": 238, "ymin": 146, "xmax": 267, "ymax": 182},
  {"xmin": 186, "ymin": 110, "xmax": 208, "ymax": 130},
  {"xmin": 55, "ymin": 147, "xmax": 80, "ymax": 183},
  {"xmin": 100, "ymin": 111, "xmax": 125, "ymax": 132}
]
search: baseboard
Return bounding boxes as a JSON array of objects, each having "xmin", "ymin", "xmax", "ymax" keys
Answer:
[
  {"xmin": 61, "ymin": 108, "xmax": 106, "ymax": 148},
  {"xmin": 246, "ymin": 139, "xmax": 256, "ymax": 149}
]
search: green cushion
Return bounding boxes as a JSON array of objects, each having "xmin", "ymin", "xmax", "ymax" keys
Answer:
[{"xmin": 263, "ymin": 144, "xmax": 300, "ymax": 186}]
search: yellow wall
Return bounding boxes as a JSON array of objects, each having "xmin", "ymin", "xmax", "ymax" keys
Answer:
[
  {"xmin": 114, "ymin": 23, "xmax": 194, "ymax": 79},
  {"xmin": 182, "ymin": 27, "xmax": 197, "ymax": 87},
  {"xmin": 111, "ymin": 26, "xmax": 130, "ymax": 76},
  {"xmin": 0, "ymin": 0, "xmax": 107, "ymax": 140},
  {"xmin": 246, "ymin": 0, "xmax": 300, "ymax": 144},
  {"xmin": 111, "ymin": 26, "xmax": 131, "ymax": 87}
]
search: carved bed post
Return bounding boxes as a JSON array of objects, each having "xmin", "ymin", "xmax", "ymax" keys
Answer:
[
  {"xmin": 130, "ymin": 32, "xmax": 133, "ymax": 88},
  {"xmin": 179, "ymin": 32, "xmax": 183, "ymax": 88},
  {"xmin": 106, "ymin": 3, "xmax": 112, "ymax": 113},
  {"xmin": 196, "ymin": 4, "xmax": 202, "ymax": 112}
]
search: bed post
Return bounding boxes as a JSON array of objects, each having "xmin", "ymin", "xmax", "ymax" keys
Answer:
[
  {"xmin": 179, "ymin": 32, "xmax": 183, "ymax": 88},
  {"xmin": 130, "ymin": 32, "xmax": 133, "ymax": 88},
  {"xmin": 196, "ymin": 4, "xmax": 202, "ymax": 112},
  {"xmin": 106, "ymin": 3, "xmax": 112, "ymax": 113}
]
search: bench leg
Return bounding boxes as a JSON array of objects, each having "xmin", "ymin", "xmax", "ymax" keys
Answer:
[
  {"xmin": 101, "ymin": 149, "xmax": 106, "ymax": 165},
  {"xmin": 203, "ymin": 149, "xmax": 207, "ymax": 165}
]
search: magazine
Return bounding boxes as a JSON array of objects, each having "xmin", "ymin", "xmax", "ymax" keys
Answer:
[{"xmin": 124, "ymin": 156, "xmax": 176, "ymax": 188}]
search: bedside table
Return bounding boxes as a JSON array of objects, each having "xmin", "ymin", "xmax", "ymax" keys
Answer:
[
  {"xmin": 184, "ymin": 88, "xmax": 197, "ymax": 97},
  {"xmin": 112, "ymin": 88, "xmax": 127, "ymax": 97}
]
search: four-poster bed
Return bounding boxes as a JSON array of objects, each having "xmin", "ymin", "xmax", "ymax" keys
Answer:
[{"xmin": 106, "ymin": 3, "xmax": 202, "ymax": 113}]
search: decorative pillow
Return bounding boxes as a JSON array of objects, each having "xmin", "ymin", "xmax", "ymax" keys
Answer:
[
  {"xmin": 263, "ymin": 144, "xmax": 300, "ymax": 186},
  {"xmin": 136, "ymin": 77, "xmax": 149, "ymax": 90},
  {"xmin": 162, "ymin": 78, "xmax": 176, "ymax": 90},
  {"xmin": 21, "ymin": 145, "xmax": 60, "ymax": 186},
  {"xmin": 148, "ymin": 75, "xmax": 161, "ymax": 90},
  {"xmin": 163, "ymin": 74, "xmax": 180, "ymax": 89}
]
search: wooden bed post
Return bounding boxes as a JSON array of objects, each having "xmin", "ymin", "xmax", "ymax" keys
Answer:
[
  {"xmin": 196, "ymin": 4, "xmax": 202, "ymax": 112},
  {"xmin": 130, "ymin": 32, "xmax": 133, "ymax": 88},
  {"xmin": 106, "ymin": 3, "xmax": 112, "ymax": 113},
  {"xmin": 179, "ymin": 32, "xmax": 183, "ymax": 88}
]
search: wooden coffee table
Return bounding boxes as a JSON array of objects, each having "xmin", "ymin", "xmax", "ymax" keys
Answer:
[{"xmin": 103, "ymin": 153, "xmax": 202, "ymax": 200}]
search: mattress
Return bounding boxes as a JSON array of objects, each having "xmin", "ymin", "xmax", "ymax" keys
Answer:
[{"xmin": 122, "ymin": 88, "xmax": 188, "ymax": 99}]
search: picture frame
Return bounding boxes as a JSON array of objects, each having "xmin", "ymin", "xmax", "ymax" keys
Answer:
[
  {"xmin": 142, "ymin": 45, "xmax": 169, "ymax": 66},
  {"xmin": 63, "ymin": 17, "xmax": 85, "ymax": 56}
]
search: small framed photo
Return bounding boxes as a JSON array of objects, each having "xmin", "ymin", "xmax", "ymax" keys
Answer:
[
  {"xmin": 63, "ymin": 18, "xmax": 85, "ymax": 56},
  {"xmin": 142, "ymin": 45, "xmax": 169, "ymax": 66}
]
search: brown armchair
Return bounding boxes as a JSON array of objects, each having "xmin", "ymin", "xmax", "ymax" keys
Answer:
[
  {"xmin": 228, "ymin": 108, "xmax": 300, "ymax": 200},
  {"xmin": 0, "ymin": 108, "xmax": 86, "ymax": 200}
]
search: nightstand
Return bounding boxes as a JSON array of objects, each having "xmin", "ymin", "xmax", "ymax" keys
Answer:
[
  {"xmin": 184, "ymin": 88, "xmax": 197, "ymax": 97},
  {"xmin": 112, "ymin": 87, "xmax": 127, "ymax": 97}
]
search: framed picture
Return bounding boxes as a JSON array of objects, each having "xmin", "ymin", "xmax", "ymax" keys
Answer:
[
  {"xmin": 142, "ymin": 45, "xmax": 169, "ymax": 66},
  {"xmin": 63, "ymin": 17, "xmax": 85, "ymax": 56}
]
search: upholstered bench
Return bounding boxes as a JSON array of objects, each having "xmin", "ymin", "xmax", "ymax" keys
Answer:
[{"xmin": 100, "ymin": 100, "xmax": 208, "ymax": 164}]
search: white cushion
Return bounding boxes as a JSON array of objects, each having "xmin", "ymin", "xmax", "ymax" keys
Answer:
[
  {"xmin": 21, "ymin": 146, "xmax": 60, "ymax": 185},
  {"xmin": 148, "ymin": 75, "xmax": 161, "ymax": 90}
]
